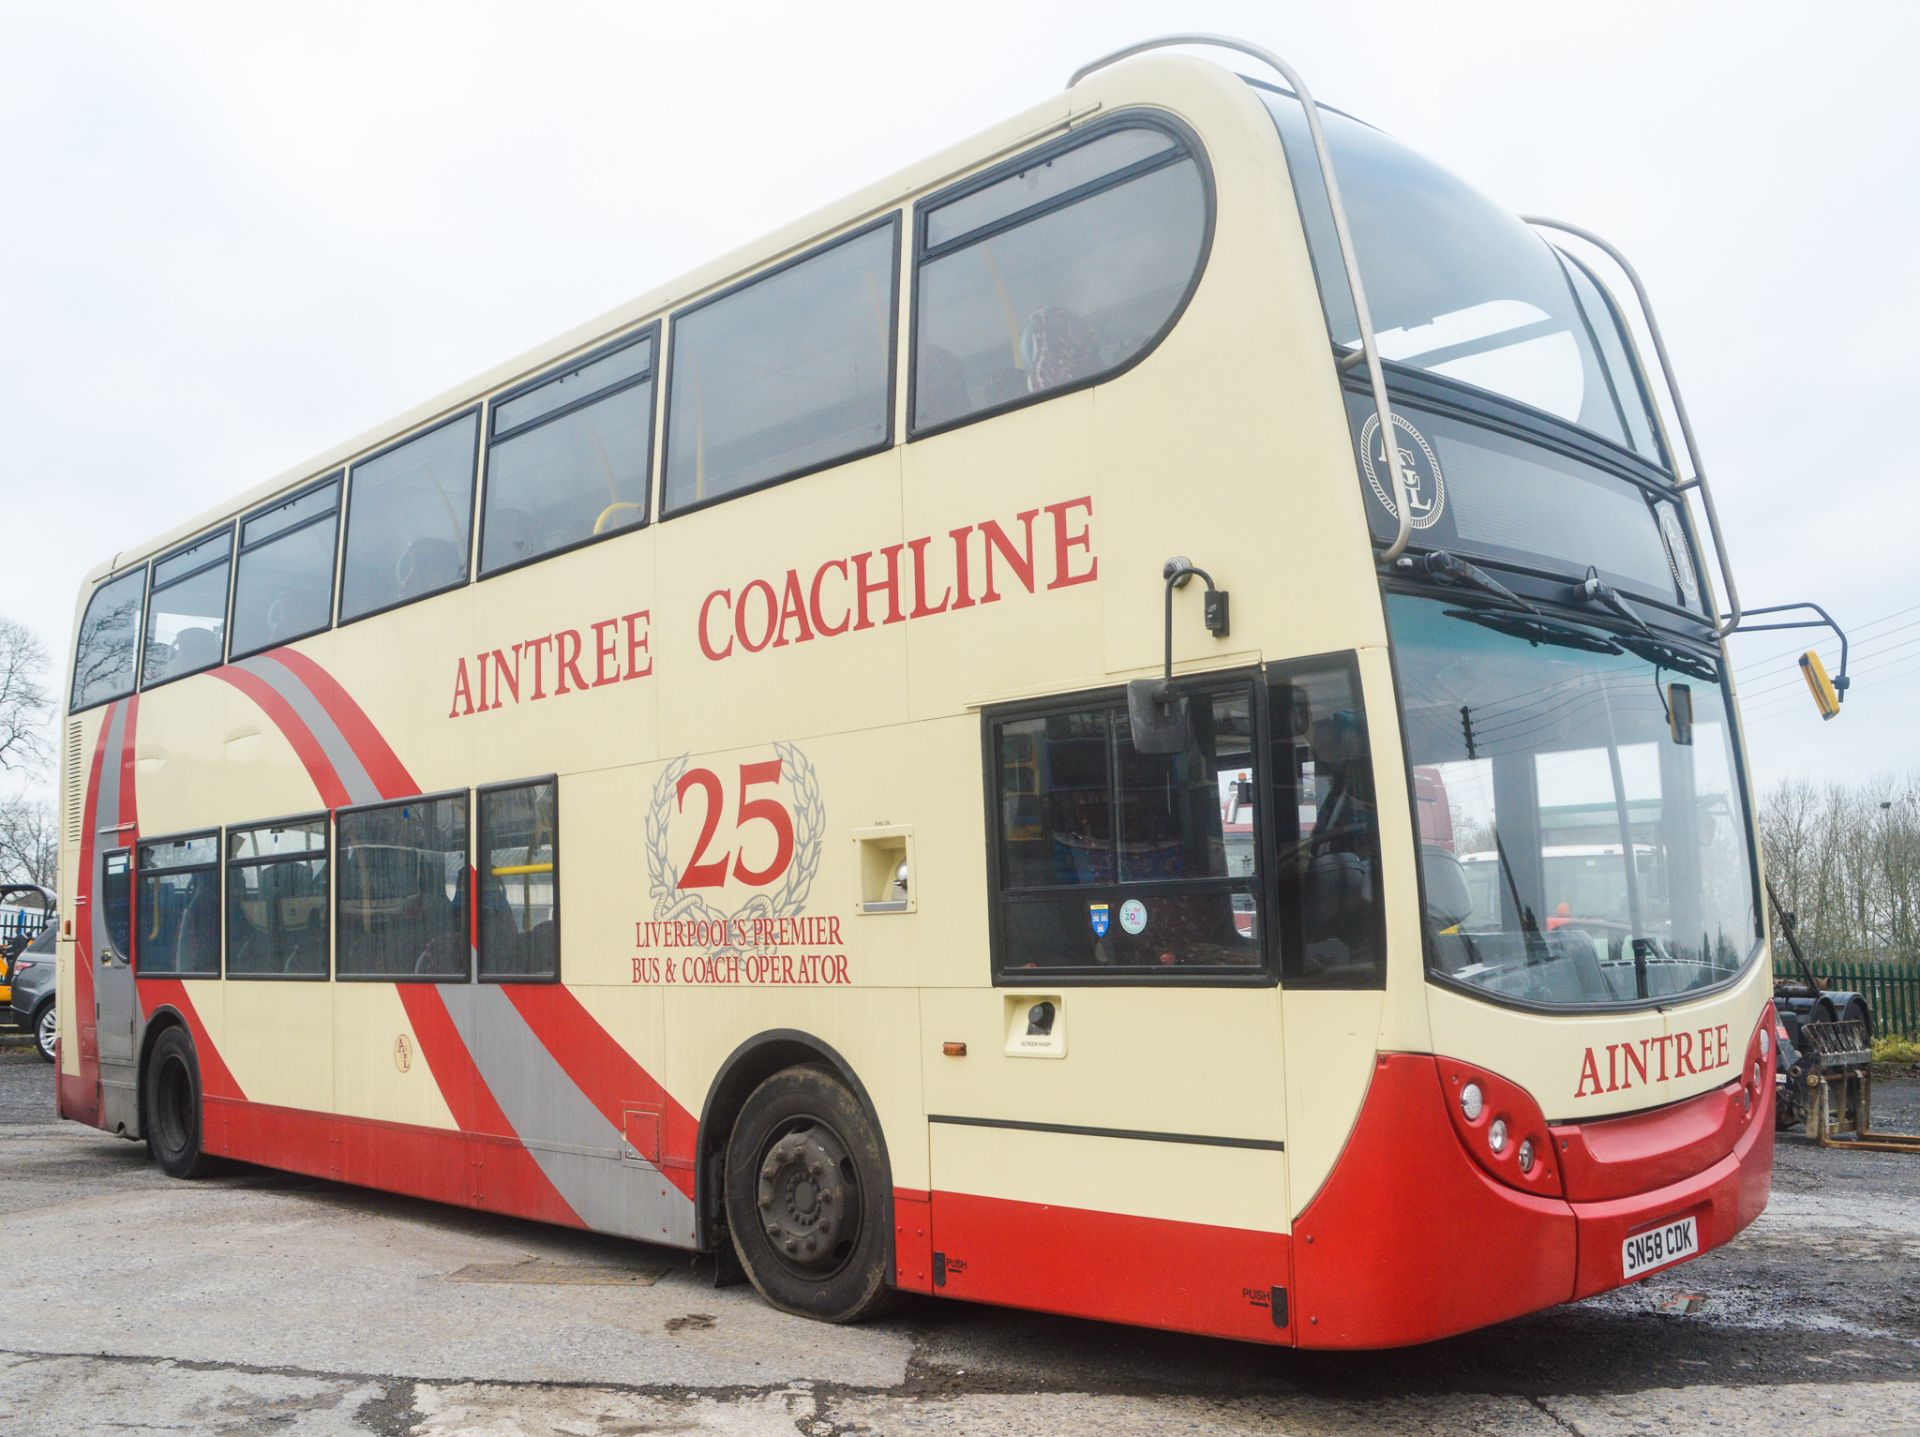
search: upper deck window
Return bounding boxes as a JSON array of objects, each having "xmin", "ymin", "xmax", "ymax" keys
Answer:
[
  {"xmin": 339, "ymin": 412, "xmax": 481, "ymax": 623},
  {"xmin": 141, "ymin": 528, "xmax": 233, "ymax": 687},
  {"xmin": 482, "ymin": 333, "xmax": 655, "ymax": 576},
  {"xmin": 1260, "ymin": 89, "xmax": 1662, "ymax": 463},
  {"xmin": 911, "ymin": 117, "xmax": 1209, "ymax": 436},
  {"xmin": 70, "ymin": 567, "xmax": 146, "ymax": 712},
  {"xmin": 231, "ymin": 476, "xmax": 342, "ymax": 660},
  {"xmin": 663, "ymin": 220, "xmax": 897, "ymax": 516}
]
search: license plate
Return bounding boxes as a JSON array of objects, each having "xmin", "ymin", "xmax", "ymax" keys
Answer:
[{"xmin": 1622, "ymin": 1215, "xmax": 1699, "ymax": 1279}]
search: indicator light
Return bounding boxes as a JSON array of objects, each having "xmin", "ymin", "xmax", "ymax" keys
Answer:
[
  {"xmin": 1460, "ymin": 1083, "xmax": 1484, "ymax": 1121},
  {"xmin": 1488, "ymin": 1118, "xmax": 1508, "ymax": 1154},
  {"xmin": 1759, "ymin": 1029, "xmax": 1771, "ymax": 1060}
]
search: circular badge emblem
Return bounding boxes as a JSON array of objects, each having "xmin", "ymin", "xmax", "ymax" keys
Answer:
[
  {"xmin": 1658, "ymin": 504, "xmax": 1701, "ymax": 607},
  {"xmin": 393, "ymin": 1034, "xmax": 413, "ymax": 1074},
  {"xmin": 1358, "ymin": 413, "xmax": 1446, "ymax": 530},
  {"xmin": 1119, "ymin": 898, "xmax": 1148, "ymax": 936}
]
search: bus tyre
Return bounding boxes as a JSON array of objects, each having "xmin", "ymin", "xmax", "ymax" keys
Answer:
[
  {"xmin": 144, "ymin": 1026, "xmax": 210, "ymax": 1179},
  {"xmin": 724, "ymin": 1065, "xmax": 894, "ymax": 1323}
]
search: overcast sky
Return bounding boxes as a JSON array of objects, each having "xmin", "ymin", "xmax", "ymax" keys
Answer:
[{"xmin": 2, "ymin": 1, "xmax": 1914, "ymax": 808}]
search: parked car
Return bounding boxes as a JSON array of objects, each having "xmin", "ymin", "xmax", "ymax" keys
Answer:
[{"xmin": 6, "ymin": 920, "xmax": 56, "ymax": 1062}]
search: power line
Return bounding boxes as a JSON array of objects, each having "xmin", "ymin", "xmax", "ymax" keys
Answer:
[
  {"xmin": 1741, "ymin": 648, "xmax": 1920, "ymax": 723},
  {"xmin": 1737, "ymin": 631, "xmax": 1920, "ymax": 702},
  {"xmin": 1729, "ymin": 600, "xmax": 1920, "ymax": 674}
]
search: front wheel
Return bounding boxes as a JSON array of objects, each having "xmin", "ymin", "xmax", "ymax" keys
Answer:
[
  {"xmin": 144, "ymin": 1026, "xmax": 210, "ymax": 1179},
  {"xmin": 724, "ymin": 1065, "xmax": 894, "ymax": 1323}
]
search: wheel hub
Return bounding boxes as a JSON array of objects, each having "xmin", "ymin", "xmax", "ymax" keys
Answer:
[{"xmin": 755, "ymin": 1122, "xmax": 860, "ymax": 1273}]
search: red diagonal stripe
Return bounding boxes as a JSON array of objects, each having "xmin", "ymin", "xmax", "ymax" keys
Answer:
[
  {"xmin": 117, "ymin": 693, "xmax": 140, "ymax": 829},
  {"xmin": 61, "ymin": 706, "xmax": 116, "ymax": 1123},
  {"xmin": 501, "ymin": 982, "xmax": 698, "ymax": 1199},
  {"xmin": 212, "ymin": 665, "xmax": 352, "ymax": 809},
  {"xmin": 395, "ymin": 983, "xmax": 586, "ymax": 1227},
  {"xmin": 271, "ymin": 647, "xmax": 418, "ymax": 798},
  {"xmin": 137, "ymin": 978, "xmax": 245, "ymax": 1101}
]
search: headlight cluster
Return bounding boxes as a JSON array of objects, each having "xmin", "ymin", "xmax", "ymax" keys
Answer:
[
  {"xmin": 1445, "ymin": 1063, "xmax": 1559, "ymax": 1197},
  {"xmin": 1741, "ymin": 1004, "xmax": 1774, "ymax": 1121}
]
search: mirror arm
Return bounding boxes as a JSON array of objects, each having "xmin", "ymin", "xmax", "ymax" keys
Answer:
[{"xmin": 1725, "ymin": 601, "xmax": 1850, "ymax": 701}]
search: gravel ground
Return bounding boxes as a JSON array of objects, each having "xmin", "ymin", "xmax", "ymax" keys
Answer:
[{"xmin": 2, "ymin": 1036, "xmax": 1917, "ymax": 1436}]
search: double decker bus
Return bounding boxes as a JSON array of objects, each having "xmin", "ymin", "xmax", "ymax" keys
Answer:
[{"xmin": 55, "ymin": 35, "xmax": 1777, "ymax": 1347}]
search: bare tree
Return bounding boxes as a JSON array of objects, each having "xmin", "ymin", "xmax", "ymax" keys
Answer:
[
  {"xmin": 0, "ymin": 616, "xmax": 51, "ymax": 774},
  {"xmin": 0, "ymin": 796, "xmax": 57, "ymax": 887},
  {"xmin": 1762, "ymin": 771, "xmax": 1920, "ymax": 963}
]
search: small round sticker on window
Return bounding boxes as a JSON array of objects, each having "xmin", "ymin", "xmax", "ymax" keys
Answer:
[{"xmin": 1119, "ymin": 899, "xmax": 1148, "ymax": 935}]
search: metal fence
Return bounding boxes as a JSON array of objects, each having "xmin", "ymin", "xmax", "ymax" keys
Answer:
[
  {"xmin": 0, "ymin": 906, "xmax": 50, "ymax": 953},
  {"xmin": 1776, "ymin": 958, "xmax": 1920, "ymax": 1040}
]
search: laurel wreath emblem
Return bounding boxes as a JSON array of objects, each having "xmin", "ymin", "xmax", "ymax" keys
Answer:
[{"xmin": 645, "ymin": 741, "xmax": 825, "ymax": 955}]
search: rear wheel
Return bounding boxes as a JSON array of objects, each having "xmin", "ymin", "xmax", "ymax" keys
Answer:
[
  {"xmin": 144, "ymin": 1026, "xmax": 209, "ymax": 1179},
  {"xmin": 32, "ymin": 1001, "xmax": 56, "ymax": 1064},
  {"xmin": 724, "ymin": 1065, "xmax": 893, "ymax": 1323}
]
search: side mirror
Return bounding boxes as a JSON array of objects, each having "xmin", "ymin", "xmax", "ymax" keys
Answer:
[
  {"xmin": 1799, "ymin": 649, "xmax": 1841, "ymax": 720},
  {"xmin": 1129, "ymin": 556, "xmax": 1228, "ymax": 755},
  {"xmin": 1127, "ymin": 679, "xmax": 1190, "ymax": 755},
  {"xmin": 1667, "ymin": 682, "xmax": 1693, "ymax": 746}
]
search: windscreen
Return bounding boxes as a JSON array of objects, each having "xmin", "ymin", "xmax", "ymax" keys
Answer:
[
  {"xmin": 1390, "ymin": 594, "xmax": 1758, "ymax": 1008},
  {"xmin": 1261, "ymin": 89, "xmax": 1663, "ymax": 463}
]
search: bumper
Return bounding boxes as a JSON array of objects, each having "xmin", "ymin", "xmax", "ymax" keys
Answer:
[{"xmin": 1292, "ymin": 1054, "xmax": 1773, "ymax": 1348}]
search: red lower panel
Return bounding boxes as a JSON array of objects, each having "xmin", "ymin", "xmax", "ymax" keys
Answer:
[
  {"xmin": 1292, "ymin": 1055, "xmax": 1576, "ymax": 1348},
  {"xmin": 59, "ymin": 1071, "xmax": 99, "ymax": 1127},
  {"xmin": 893, "ymin": 1187, "xmax": 934, "ymax": 1294},
  {"xmin": 200, "ymin": 1096, "xmax": 587, "ymax": 1232},
  {"xmin": 930, "ymin": 1191, "xmax": 1293, "ymax": 1344}
]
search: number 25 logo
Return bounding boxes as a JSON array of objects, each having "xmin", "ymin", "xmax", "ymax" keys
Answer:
[{"xmin": 675, "ymin": 760, "xmax": 795, "ymax": 890}]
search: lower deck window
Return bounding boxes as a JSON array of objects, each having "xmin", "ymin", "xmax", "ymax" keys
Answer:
[
  {"xmin": 136, "ymin": 834, "xmax": 221, "ymax": 976},
  {"xmin": 477, "ymin": 779, "xmax": 559, "ymax": 980},
  {"xmin": 227, "ymin": 817, "xmax": 330, "ymax": 978},
  {"xmin": 990, "ymin": 682, "xmax": 1262, "ymax": 978},
  {"xmin": 336, "ymin": 794, "xmax": 469, "ymax": 980}
]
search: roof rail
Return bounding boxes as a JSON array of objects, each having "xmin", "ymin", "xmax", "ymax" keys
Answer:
[
  {"xmin": 1070, "ymin": 35, "xmax": 1414, "ymax": 563},
  {"xmin": 1524, "ymin": 218, "xmax": 1741, "ymax": 639}
]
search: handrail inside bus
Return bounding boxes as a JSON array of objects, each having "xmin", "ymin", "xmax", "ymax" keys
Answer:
[
  {"xmin": 1523, "ymin": 216, "xmax": 1742, "ymax": 639},
  {"xmin": 1068, "ymin": 34, "xmax": 1414, "ymax": 563}
]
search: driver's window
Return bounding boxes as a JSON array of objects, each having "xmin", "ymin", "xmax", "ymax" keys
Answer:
[{"xmin": 1270, "ymin": 657, "xmax": 1385, "ymax": 988}]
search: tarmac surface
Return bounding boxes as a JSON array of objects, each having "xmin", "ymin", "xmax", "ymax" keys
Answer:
[{"xmin": 1, "ymin": 1037, "xmax": 1916, "ymax": 1436}]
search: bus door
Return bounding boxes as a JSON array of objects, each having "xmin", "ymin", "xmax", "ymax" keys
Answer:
[
  {"xmin": 93, "ymin": 846, "xmax": 141, "ymax": 1128},
  {"xmin": 920, "ymin": 673, "xmax": 1304, "ymax": 1341}
]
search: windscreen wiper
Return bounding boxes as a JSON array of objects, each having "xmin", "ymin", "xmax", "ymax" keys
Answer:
[
  {"xmin": 1615, "ymin": 632, "xmax": 1720, "ymax": 683},
  {"xmin": 1572, "ymin": 565, "xmax": 1653, "ymax": 635},
  {"xmin": 1397, "ymin": 549, "xmax": 1539, "ymax": 612},
  {"xmin": 1443, "ymin": 607, "xmax": 1625, "ymax": 656},
  {"xmin": 1492, "ymin": 834, "xmax": 1552, "ymax": 965}
]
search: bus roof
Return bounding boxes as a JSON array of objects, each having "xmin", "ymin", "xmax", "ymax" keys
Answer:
[{"xmin": 82, "ymin": 52, "xmax": 1253, "ymax": 589}]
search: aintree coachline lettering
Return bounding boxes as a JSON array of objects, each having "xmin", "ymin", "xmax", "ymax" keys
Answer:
[
  {"xmin": 1574, "ymin": 1024, "xmax": 1730, "ymax": 1099},
  {"xmin": 450, "ymin": 609, "xmax": 652, "ymax": 718},
  {"xmin": 697, "ymin": 495, "xmax": 1096, "ymax": 661}
]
